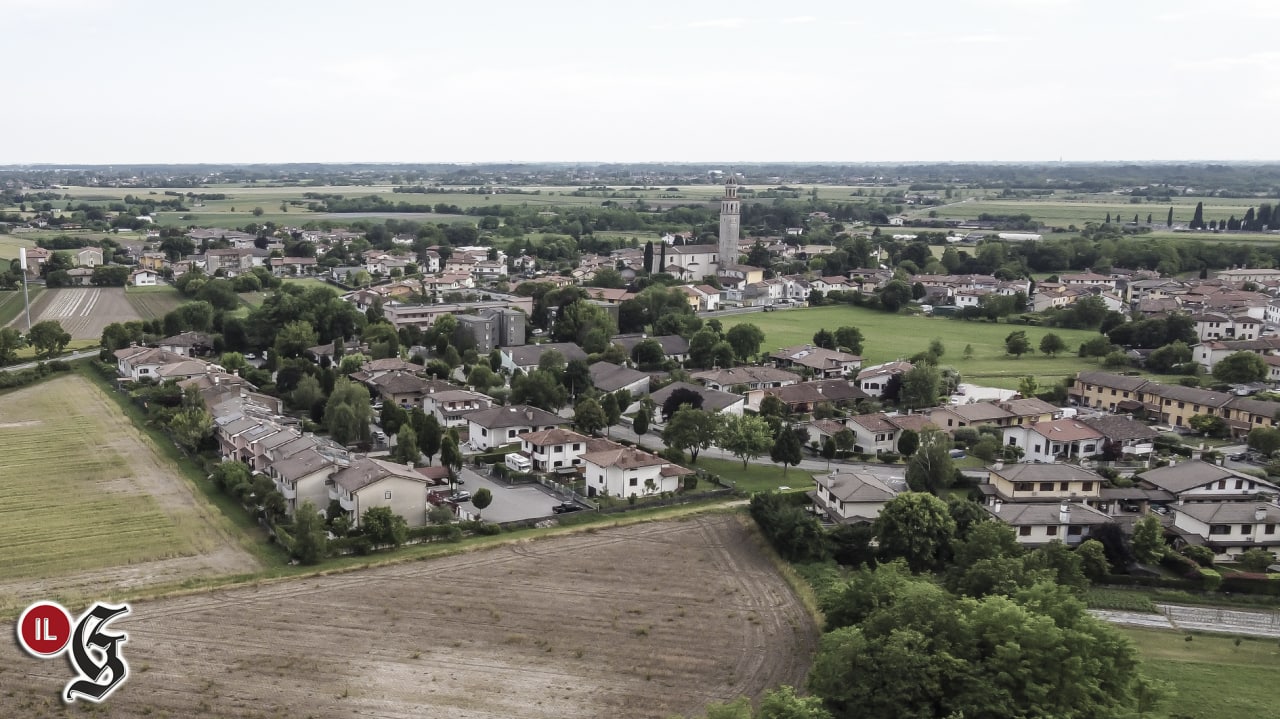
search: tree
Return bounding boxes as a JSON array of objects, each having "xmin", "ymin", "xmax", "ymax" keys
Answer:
[
  {"xmin": 27, "ymin": 320, "xmax": 71, "ymax": 359},
  {"xmin": 1004, "ymin": 330, "xmax": 1032, "ymax": 358},
  {"xmin": 927, "ymin": 338, "xmax": 945, "ymax": 359},
  {"xmin": 1167, "ymin": 206, "xmax": 1174, "ymax": 227},
  {"xmin": 1191, "ymin": 201, "xmax": 1205, "ymax": 229},
  {"xmin": 632, "ymin": 405, "xmax": 651, "ymax": 436},
  {"xmin": 719, "ymin": 414, "xmax": 774, "ymax": 469},
  {"xmin": 291, "ymin": 500, "xmax": 327, "ymax": 565},
  {"xmin": 905, "ymin": 430, "xmax": 954, "ymax": 494},
  {"xmin": 1075, "ymin": 539, "xmax": 1111, "ymax": 582},
  {"xmin": 1247, "ymin": 426, "xmax": 1280, "ymax": 456},
  {"xmin": 1146, "ymin": 340, "xmax": 1192, "ymax": 373},
  {"xmin": 361, "ymin": 506, "xmax": 407, "ymax": 547},
  {"xmin": 1187, "ymin": 413, "xmax": 1227, "ymax": 438},
  {"xmin": 170, "ymin": 403, "xmax": 214, "ymax": 452},
  {"xmin": 600, "ymin": 392, "xmax": 622, "ymax": 434},
  {"xmin": 510, "ymin": 369, "xmax": 568, "ymax": 411},
  {"xmin": 661, "ymin": 386, "xmax": 704, "ymax": 419},
  {"xmin": 896, "ymin": 429, "xmax": 919, "ymax": 457},
  {"xmin": 770, "ymin": 424, "xmax": 804, "ymax": 476},
  {"xmin": 833, "ymin": 326, "xmax": 864, "ymax": 355},
  {"xmin": 0, "ymin": 327, "xmax": 23, "ymax": 365},
  {"xmin": 1238, "ymin": 547, "xmax": 1276, "ymax": 572},
  {"xmin": 573, "ymin": 397, "xmax": 607, "ymax": 435},
  {"xmin": 899, "ymin": 364, "xmax": 941, "ymax": 410},
  {"xmin": 323, "ymin": 378, "xmax": 373, "ymax": 446},
  {"xmin": 291, "ymin": 375, "xmax": 324, "ymax": 412},
  {"xmin": 470, "ymin": 487, "xmax": 493, "ymax": 520},
  {"xmin": 439, "ymin": 435, "xmax": 463, "ymax": 477},
  {"xmin": 962, "ymin": 343, "xmax": 973, "ymax": 360},
  {"xmin": 821, "ymin": 437, "xmax": 836, "ymax": 467},
  {"xmin": 726, "ymin": 323, "xmax": 765, "ymax": 361},
  {"xmin": 417, "ymin": 412, "xmax": 443, "ymax": 464},
  {"xmin": 873, "ymin": 492, "xmax": 956, "ymax": 571},
  {"xmin": 393, "ymin": 424, "xmax": 420, "ymax": 465},
  {"xmin": 1038, "ymin": 332, "xmax": 1066, "ymax": 357},
  {"xmin": 1213, "ymin": 351, "xmax": 1267, "ymax": 384},
  {"xmin": 1018, "ymin": 375, "xmax": 1039, "ymax": 399},
  {"xmin": 812, "ymin": 329, "xmax": 836, "ymax": 350},
  {"xmin": 878, "ymin": 279, "xmax": 911, "ymax": 311},
  {"xmin": 643, "ymin": 241, "xmax": 654, "ymax": 273},
  {"xmin": 1129, "ymin": 515, "xmax": 1164, "ymax": 564},
  {"xmin": 663, "ymin": 407, "xmax": 721, "ymax": 463}
]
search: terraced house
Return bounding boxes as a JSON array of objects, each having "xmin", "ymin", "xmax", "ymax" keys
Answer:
[{"xmin": 1069, "ymin": 371, "xmax": 1279, "ymax": 436}]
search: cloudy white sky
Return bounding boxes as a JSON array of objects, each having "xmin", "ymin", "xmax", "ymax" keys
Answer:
[{"xmin": 3, "ymin": 0, "xmax": 1277, "ymax": 164}]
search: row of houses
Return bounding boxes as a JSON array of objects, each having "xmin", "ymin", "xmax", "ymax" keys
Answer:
[{"xmin": 1069, "ymin": 371, "xmax": 1280, "ymax": 435}]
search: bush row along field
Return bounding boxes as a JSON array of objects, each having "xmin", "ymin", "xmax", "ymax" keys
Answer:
[
  {"xmin": 1085, "ymin": 588, "xmax": 1157, "ymax": 613},
  {"xmin": 0, "ymin": 384, "xmax": 197, "ymax": 580},
  {"xmin": 720, "ymin": 306, "xmax": 1102, "ymax": 390},
  {"xmin": 1116, "ymin": 627, "xmax": 1280, "ymax": 719},
  {"xmin": 124, "ymin": 284, "xmax": 187, "ymax": 320}
]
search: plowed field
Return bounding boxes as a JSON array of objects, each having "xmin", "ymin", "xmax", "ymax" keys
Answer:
[{"xmin": 0, "ymin": 515, "xmax": 818, "ymax": 718}]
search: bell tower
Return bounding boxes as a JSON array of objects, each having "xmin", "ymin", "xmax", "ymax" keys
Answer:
[{"xmin": 718, "ymin": 173, "xmax": 740, "ymax": 271}]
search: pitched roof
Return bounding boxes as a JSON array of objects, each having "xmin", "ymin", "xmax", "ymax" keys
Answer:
[
  {"xmin": 771, "ymin": 345, "xmax": 862, "ymax": 369},
  {"xmin": 1073, "ymin": 371, "xmax": 1150, "ymax": 392},
  {"xmin": 579, "ymin": 443, "xmax": 674, "ymax": 470},
  {"xmin": 271, "ymin": 449, "xmax": 337, "ymax": 482},
  {"xmin": 944, "ymin": 402, "xmax": 1014, "ymax": 423},
  {"xmin": 331, "ymin": 457, "xmax": 428, "ymax": 494},
  {"xmin": 521, "ymin": 428, "xmax": 590, "ymax": 447},
  {"xmin": 611, "ymin": 334, "xmax": 690, "ymax": 355},
  {"xmin": 1176, "ymin": 502, "xmax": 1280, "ymax": 525},
  {"xmin": 1137, "ymin": 461, "xmax": 1256, "ymax": 494},
  {"xmin": 461, "ymin": 404, "xmax": 568, "ymax": 429},
  {"xmin": 370, "ymin": 371, "xmax": 432, "ymax": 395},
  {"xmin": 986, "ymin": 501, "xmax": 1113, "ymax": 526},
  {"xmin": 849, "ymin": 413, "xmax": 895, "ymax": 433},
  {"xmin": 159, "ymin": 331, "xmax": 215, "ymax": 348},
  {"xmin": 588, "ymin": 361, "xmax": 649, "ymax": 393},
  {"xmin": 815, "ymin": 470, "xmax": 897, "ymax": 503},
  {"xmin": 1079, "ymin": 415, "xmax": 1159, "ymax": 442},
  {"xmin": 998, "ymin": 397, "xmax": 1058, "ymax": 417},
  {"xmin": 362, "ymin": 358, "xmax": 420, "ymax": 373},
  {"xmin": 857, "ymin": 361, "xmax": 914, "ymax": 380},
  {"xmin": 505, "ymin": 342, "xmax": 588, "ymax": 368},
  {"xmin": 649, "ymin": 381, "xmax": 743, "ymax": 413},
  {"xmin": 990, "ymin": 463, "xmax": 1104, "ymax": 484},
  {"xmin": 691, "ymin": 366, "xmax": 800, "ymax": 386},
  {"xmin": 1027, "ymin": 419, "xmax": 1104, "ymax": 442}
]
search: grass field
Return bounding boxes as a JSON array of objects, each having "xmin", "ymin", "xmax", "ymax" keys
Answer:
[
  {"xmin": 924, "ymin": 195, "xmax": 1269, "ymax": 229},
  {"xmin": 0, "ymin": 287, "xmax": 40, "ymax": 327},
  {"xmin": 124, "ymin": 283, "xmax": 186, "ymax": 319},
  {"xmin": 1118, "ymin": 627, "xmax": 1280, "ymax": 718},
  {"xmin": 0, "ymin": 235, "xmax": 35, "ymax": 262},
  {"xmin": 721, "ymin": 306, "xmax": 1102, "ymax": 390},
  {"xmin": 0, "ymin": 377, "xmax": 203, "ymax": 582},
  {"xmin": 282, "ymin": 276, "xmax": 334, "ymax": 290}
]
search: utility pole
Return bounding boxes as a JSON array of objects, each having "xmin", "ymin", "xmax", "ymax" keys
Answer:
[{"xmin": 19, "ymin": 247, "xmax": 32, "ymax": 331}]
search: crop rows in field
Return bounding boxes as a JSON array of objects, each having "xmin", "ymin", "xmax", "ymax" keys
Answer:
[
  {"xmin": 1086, "ymin": 589, "xmax": 1157, "ymax": 613},
  {"xmin": 125, "ymin": 286, "xmax": 186, "ymax": 320}
]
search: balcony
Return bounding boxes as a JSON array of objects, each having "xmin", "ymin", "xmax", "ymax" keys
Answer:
[
  {"xmin": 339, "ymin": 493, "xmax": 356, "ymax": 512},
  {"xmin": 328, "ymin": 484, "xmax": 340, "ymax": 501},
  {"xmin": 278, "ymin": 482, "xmax": 296, "ymax": 500}
]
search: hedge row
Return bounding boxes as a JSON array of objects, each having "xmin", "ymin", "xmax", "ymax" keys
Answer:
[{"xmin": 0, "ymin": 360, "xmax": 71, "ymax": 389}]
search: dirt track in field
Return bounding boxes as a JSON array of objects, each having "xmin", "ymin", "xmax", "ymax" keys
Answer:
[
  {"xmin": 0, "ymin": 376, "xmax": 260, "ymax": 609},
  {"xmin": 18, "ymin": 287, "xmax": 141, "ymax": 339},
  {"xmin": 0, "ymin": 515, "xmax": 818, "ymax": 718}
]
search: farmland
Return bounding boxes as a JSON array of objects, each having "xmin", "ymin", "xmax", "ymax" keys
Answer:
[
  {"xmin": 0, "ymin": 375, "xmax": 259, "ymax": 614},
  {"xmin": 0, "ymin": 514, "xmax": 817, "ymax": 718},
  {"xmin": 1116, "ymin": 627, "xmax": 1280, "ymax": 719},
  {"xmin": 124, "ymin": 283, "xmax": 186, "ymax": 320},
  {"xmin": 0, "ymin": 234, "xmax": 35, "ymax": 262},
  {"xmin": 0, "ymin": 288, "xmax": 39, "ymax": 327},
  {"xmin": 18, "ymin": 287, "xmax": 140, "ymax": 339},
  {"xmin": 721, "ymin": 305, "xmax": 1102, "ymax": 390}
]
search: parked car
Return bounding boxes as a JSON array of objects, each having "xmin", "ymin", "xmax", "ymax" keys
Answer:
[
  {"xmin": 450, "ymin": 491, "xmax": 472, "ymax": 503},
  {"xmin": 1228, "ymin": 452, "xmax": 1248, "ymax": 461},
  {"xmin": 763, "ymin": 305, "xmax": 776, "ymax": 312},
  {"xmin": 552, "ymin": 502, "xmax": 582, "ymax": 514},
  {"xmin": 949, "ymin": 449, "xmax": 967, "ymax": 459}
]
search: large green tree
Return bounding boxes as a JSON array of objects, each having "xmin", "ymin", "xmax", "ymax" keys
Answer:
[
  {"xmin": 725, "ymin": 323, "xmax": 765, "ymax": 361},
  {"xmin": 662, "ymin": 407, "xmax": 721, "ymax": 463},
  {"xmin": 27, "ymin": 320, "xmax": 71, "ymax": 359},
  {"xmin": 291, "ymin": 500, "xmax": 327, "ymax": 565},
  {"xmin": 361, "ymin": 506, "xmax": 408, "ymax": 547},
  {"xmin": 324, "ymin": 378, "xmax": 373, "ymax": 446},
  {"xmin": 0, "ymin": 327, "xmax": 23, "ymax": 365},
  {"xmin": 904, "ymin": 430, "xmax": 954, "ymax": 494},
  {"xmin": 718, "ymin": 414, "xmax": 774, "ymax": 469},
  {"xmin": 872, "ymin": 492, "xmax": 956, "ymax": 572},
  {"xmin": 899, "ymin": 364, "xmax": 941, "ymax": 410},
  {"xmin": 1004, "ymin": 330, "xmax": 1032, "ymax": 358},
  {"xmin": 1212, "ymin": 350, "xmax": 1267, "ymax": 384},
  {"xmin": 770, "ymin": 424, "xmax": 805, "ymax": 476}
]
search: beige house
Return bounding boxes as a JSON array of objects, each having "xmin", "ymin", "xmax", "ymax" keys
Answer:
[
  {"xmin": 985, "ymin": 500, "xmax": 1114, "ymax": 546},
  {"xmin": 327, "ymin": 457, "xmax": 434, "ymax": 528},
  {"xmin": 579, "ymin": 442, "xmax": 692, "ymax": 498},
  {"xmin": 983, "ymin": 463, "xmax": 1104, "ymax": 504},
  {"xmin": 811, "ymin": 470, "xmax": 899, "ymax": 524}
]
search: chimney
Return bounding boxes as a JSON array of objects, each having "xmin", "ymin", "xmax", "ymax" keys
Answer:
[
  {"xmin": 993, "ymin": 460, "xmax": 1004, "ymax": 471},
  {"xmin": 1256, "ymin": 505, "xmax": 1268, "ymax": 522},
  {"xmin": 407, "ymin": 461, "xmax": 415, "ymax": 470},
  {"xmin": 993, "ymin": 500, "xmax": 1002, "ymax": 513},
  {"xmin": 1059, "ymin": 502, "xmax": 1071, "ymax": 525}
]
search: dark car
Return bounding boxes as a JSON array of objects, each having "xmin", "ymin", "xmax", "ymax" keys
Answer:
[
  {"xmin": 1228, "ymin": 452, "xmax": 1248, "ymax": 461},
  {"xmin": 450, "ymin": 491, "xmax": 472, "ymax": 503},
  {"xmin": 552, "ymin": 502, "xmax": 582, "ymax": 514}
]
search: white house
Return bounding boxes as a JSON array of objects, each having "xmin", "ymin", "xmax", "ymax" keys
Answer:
[
  {"xmin": 1001, "ymin": 419, "xmax": 1105, "ymax": 464},
  {"xmin": 423, "ymin": 388, "xmax": 494, "ymax": 428},
  {"xmin": 1171, "ymin": 502, "xmax": 1280, "ymax": 560},
  {"xmin": 130, "ymin": 268, "xmax": 159, "ymax": 286},
  {"xmin": 461, "ymin": 405, "xmax": 569, "ymax": 451},
  {"xmin": 856, "ymin": 361, "xmax": 913, "ymax": 398},
  {"xmin": 811, "ymin": 470, "xmax": 899, "ymax": 524},
  {"xmin": 519, "ymin": 428, "xmax": 592, "ymax": 472},
  {"xmin": 985, "ymin": 500, "xmax": 1114, "ymax": 546},
  {"xmin": 1137, "ymin": 462, "xmax": 1280, "ymax": 503},
  {"xmin": 845, "ymin": 413, "xmax": 899, "ymax": 455},
  {"xmin": 113, "ymin": 346, "xmax": 189, "ymax": 381},
  {"xmin": 579, "ymin": 442, "xmax": 692, "ymax": 498}
]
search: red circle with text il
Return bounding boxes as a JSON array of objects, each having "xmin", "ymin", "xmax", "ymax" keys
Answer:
[{"xmin": 17, "ymin": 602, "xmax": 72, "ymax": 657}]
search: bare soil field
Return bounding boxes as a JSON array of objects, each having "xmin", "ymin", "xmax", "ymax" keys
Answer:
[
  {"xmin": 0, "ymin": 376, "xmax": 260, "ymax": 613},
  {"xmin": 0, "ymin": 515, "xmax": 817, "ymax": 719},
  {"xmin": 16, "ymin": 287, "xmax": 141, "ymax": 339}
]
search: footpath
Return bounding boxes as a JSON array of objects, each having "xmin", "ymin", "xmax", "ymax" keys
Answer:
[{"xmin": 1091, "ymin": 603, "xmax": 1280, "ymax": 638}]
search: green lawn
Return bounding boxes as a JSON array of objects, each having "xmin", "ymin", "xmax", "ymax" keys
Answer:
[
  {"xmin": 691, "ymin": 456, "xmax": 818, "ymax": 494},
  {"xmin": 125, "ymin": 284, "xmax": 186, "ymax": 320},
  {"xmin": 721, "ymin": 305, "xmax": 1103, "ymax": 390},
  {"xmin": 0, "ymin": 235, "xmax": 36, "ymax": 262},
  {"xmin": 1117, "ymin": 627, "xmax": 1280, "ymax": 719},
  {"xmin": 281, "ymin": 277, "xmax": 334, "ymax": 291},
  {"xmin": 0, "ymin": 288, "xmax": 40, "ymax": 327}
]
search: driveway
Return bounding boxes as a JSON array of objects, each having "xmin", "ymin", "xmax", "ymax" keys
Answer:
[{"xmin": 451, "ymin": 466, "xmax": 580, "ymax": 523}]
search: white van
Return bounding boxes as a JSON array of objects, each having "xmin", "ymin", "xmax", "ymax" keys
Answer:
[{"xmin": 505, "ymin": 453, "xmax": 532, "ymax": 473}]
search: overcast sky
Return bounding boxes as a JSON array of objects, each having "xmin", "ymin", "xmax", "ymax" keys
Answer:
[{"xmin": 3, "ymin": 0, "xmax": 1277, "ymax": 164}]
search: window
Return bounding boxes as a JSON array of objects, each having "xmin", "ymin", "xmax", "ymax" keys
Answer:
[
  {"xmin": 1067, "ymin": 526, "xmax": 1083, "ymax": 536},
  {"xmin": 1235, "ymin": 480, "xmax": 1244, "ymax": 489},
  {"xmin": 1015, "ymin": 483, "xmax": 1032, "ymax": 492},
  {"xmin": 573, "ymin": 443, "xmax": 581, "ymax": 451},
  {"xmin": 1046, "ymin": 526, "xmax": 1059, "ymax": 536},
  {"xmin": 1241, "ymin": 525, "xmax": 1253, "ymax": 534},
  {"xmin": 1209, "ymin": 525, "xmax": 1231, "ymax": 535},
  {"xmin": 480, "ymin": 428, "xmax": 488, "ymax": 437},
  {"xmin": 1059, "ymin": 482, "xmax": 1069, "ymax": 491},
  {"xmin": 1082, "ymin": 482, "xmax": 1094, "ymax": 492},
  {"xmin": 508, "ymin": 429, "xmax": 517, "ymax": 438},
  {"xmin": 384, "ymin": 491, "xmax": 392, "ymax": 500},
  {"xmin": 1267, "ymin": 524, "xmax": 1276, "ymax": 535},
  {"xmin": 1019, "ymin": 526, "xmax": 1032, "ymax": 536},
  {"xmin": 1008, "ymin": 437, "xmax": 1017, "ymax": 445},
  {"xmin": 1039, "ymin": 482, "xmax": 1054, "ymax": 492},
  {"xmin": 1111, "ymin": 389, "xmax": 1116, "ymax": 396},
  {"xmin": 1034, "ymin": 444, "xmax": 1042, "ymax": 453},
  {"xmin": 1217, "ymin": 480, "xmax": 1226, "ymax": 490},
  {"xmin": 629, "ymin": 477, "xmax": 638, "ymax": 487},
  {"xmin": 553, "ymin": 461, "xmax": 562, "ymax": 468}
]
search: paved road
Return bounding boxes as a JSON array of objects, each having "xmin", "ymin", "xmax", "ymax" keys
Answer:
[
  {"xmin": 1091, "ymin": 603, "xmax": 1280, "ymax": 638},
  {"xmin": 2, "ymin": 347, "xmax": 101, "ymax": 372}
]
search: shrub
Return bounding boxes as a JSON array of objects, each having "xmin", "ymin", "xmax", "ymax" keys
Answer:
[
  {"xmin": 1199, "ymin": 568, "xmax": 1222, "ymax": 591},
  {"xmin": 1238, "ymin": 548, "xmax": 1277, "ymax": 572},
  {"xmin": 1182, "ymin": 545, "xmax": 1215, "ymax": 567},
  {"xmin": 1159, "ymin": 548, "xmax": 1202, "ymax": 579},
  {"xmin": 878, "ymin": 451, "xmax": 900, "ymax": 464},
  {"xmin": 660, "ymin": 446, "xmax": 685, "ymax": 463}
]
